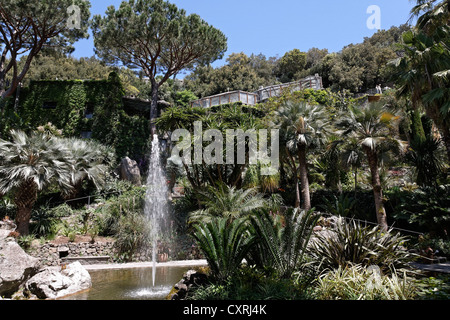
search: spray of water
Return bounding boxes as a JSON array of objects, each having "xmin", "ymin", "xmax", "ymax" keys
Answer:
[{"xmin": 144, "ymin": 134, "xmax": 169, "ymax": 286}]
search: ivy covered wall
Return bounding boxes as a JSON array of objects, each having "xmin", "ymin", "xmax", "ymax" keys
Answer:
[{"xmin": 0, "ymin": 72, "xmax": 151, "ymax": 162}]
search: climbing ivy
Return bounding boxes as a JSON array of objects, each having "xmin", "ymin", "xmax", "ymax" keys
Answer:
[{"xmin": 0, "ymin": 72, "xmax": 150, "ymax": 161}]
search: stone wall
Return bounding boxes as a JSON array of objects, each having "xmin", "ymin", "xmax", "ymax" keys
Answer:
[
  {"xmin": 27, "ymin": 237, "xmax": 203, "ymax": 266},
  {"xmin": 28, "ymin": 242, "xmax": 116, "ymax": 266}
]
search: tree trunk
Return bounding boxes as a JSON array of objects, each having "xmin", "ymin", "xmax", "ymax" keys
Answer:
[
  {"xmin": 150, "ymin": 81, "xmax": 159, "ymax": 136},
  {"xmin": 424, "ymin": 103, "xmax": 450, "ymax": 163},
  {"xmin": 298, "ymin": 146, "xmax": 311, "ymax": 211},
  {"xmin": 14, "ymin": 180, "xmax": 38, "ymax": 236},
  {"xmin": 365, "ymin": 148, "xmax": 388, "ymax": 231},
  {"xmin": 16, "ymin": 206, "xmax": 33, "ymax": 236},
  {"xmin": 294, "ymin": 175, "xmax": 300, "ymax": 208},
  {"xmin": 442, "ymin": 126, "xmax": 450, "ymax": 164}
]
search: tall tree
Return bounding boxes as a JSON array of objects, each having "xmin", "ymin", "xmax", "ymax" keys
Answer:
[
  {"xmin": 393, "ymin": 0, "xmax": 450, "ymax": 161},
  {"xmin": 336, "ymin": 103, "xmax": 406, "ymax": 230},
  {"xmin": 92, "ymin": 0, "xmax": 227, "ymax": 135},
  {"xmin": 274, "ymin": 101, "xmax": 331, "ymax": 210},
  {"xmin": 0, "ymin": 0, "xmax": 90, "ymax": 99},
  {"xmin": 277, "ymin": 49, "xmax": 307, "ymax": 83}
]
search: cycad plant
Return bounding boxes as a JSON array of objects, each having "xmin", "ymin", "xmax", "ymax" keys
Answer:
[
  {"xmin": 249, "ymin": 208, "xmax": 320, "ymax": 279},
  {"xmin": 408, "ymin": 134, "xmax": 445, "ymax": 187},
  {"xmin": 189, "ymin": 182, "xmax": 267, "ymax": 224},
  {"xmin": 191, "ymin": 217, "xmax": 256, "ymax": 282}
]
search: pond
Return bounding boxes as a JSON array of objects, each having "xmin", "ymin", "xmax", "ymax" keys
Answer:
[{"xmin": 61, "ymin": 266, "xmax": 194, "ymax": 300}]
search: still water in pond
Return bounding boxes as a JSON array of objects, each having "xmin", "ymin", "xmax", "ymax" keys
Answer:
[{"xmin": 62, "ymin": 266, "xmax": 189, "ymax": 300}]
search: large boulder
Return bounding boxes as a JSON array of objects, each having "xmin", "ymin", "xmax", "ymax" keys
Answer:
[
  {"xmin": 119, "ymin": 157, "xmax": 142, "ymax": 186},
  {"xmin": 25, "ymin": 261, "xmax": 91, "ymax": 299},
  {"xmin": 0, "ymin": 238, "xmax": 41, "ymax": 297}
]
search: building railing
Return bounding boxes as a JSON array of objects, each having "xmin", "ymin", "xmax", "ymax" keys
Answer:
[{"xmin": 190, "ymin": 74, "xmax": 323, "ymax": 108}]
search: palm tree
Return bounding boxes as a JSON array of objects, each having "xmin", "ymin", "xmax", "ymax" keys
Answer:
[
  {"xmin": 189, "ymin": 182, "xmax": 268, "ymax": 224},
  {"xmin": 336, "ymin": 103, "xmax": 406, "ymax": 230},
  {"xmin": 0, "ymin": 130, "xmax": 73, "ymax": 235},
  {"xmin": 392, "ymin": 1, "xmax": 450, "ymax": 161},
  {"xmin": 63, "ymin": 138, "xmax": 115, "ymax": 199},
  {"xmin": 274, "ymin": 101, "xmax": 331, "ymax": 210},
  {"xmin": 0, "ymin": 130, "xmax": 114, "ymax": 235},
  {"xmin": 409, "ymin": 0, "xmax": 450, "ymax": 34}
]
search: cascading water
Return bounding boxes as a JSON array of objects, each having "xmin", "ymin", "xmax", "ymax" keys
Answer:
[{"xmin": 144, "ymin": 134, "xmax": 169, "ymax": 286}]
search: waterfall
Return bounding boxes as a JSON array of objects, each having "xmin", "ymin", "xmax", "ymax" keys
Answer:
[{"xmin": 144, "ymin": 134, "xmax": 169, "ymax": 286}]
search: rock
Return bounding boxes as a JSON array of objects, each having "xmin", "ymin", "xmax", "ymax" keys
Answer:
[
  {"xmin": 0, "ymin": 219, "xmax": 17, "ymax": 240},
  {"xmin": 119, "ymin": 157, "xmax": 142, "ymax": 186},
  {"xmin": 0, "ymin": 238, "xmax": 41, "ymax": 297},
  {"xmin": 25, "ymin": 262, "xmax": 91, "ymax": 299},
  {"xmin": 170, "ymin": 270, "xmax": 208, "ymax": 300}
]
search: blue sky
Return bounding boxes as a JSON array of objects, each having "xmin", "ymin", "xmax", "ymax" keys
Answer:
[{"xmin": 73, "ymin": 0, "xmax": 415, "ymax": 66}]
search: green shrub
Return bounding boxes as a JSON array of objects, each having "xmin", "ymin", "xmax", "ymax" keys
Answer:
[
  {"xmin": 415, "ymin": 275, "xmax": 450, "ymax": 300},
  {"xmin": 313, "ymin": 264, "xmax": 417, "ymax": 300},
  {"xmin": 387, "ymin": 185, "xmax": 450, "ymax": 236},
  {"xmin": 310, "ymin": 218, "xmax": 416, "ymax": 274},
  {"xmin": 17, "ymin": 234, "xmax": 35, "ymax": 251},
  {"xmin": 112, "ymin": 212, "xmax": 151, "ymax": 262},
  {"xmin": 319, "ymin": 193, "xmax": 356, "ymax": 217},
  {"xmin": 188, "ymin": 266, "xmax": 306, "ymax": 300},
  {"xmin": 96, "ymin": 187, "xmax": 145, "ymax": 236}
]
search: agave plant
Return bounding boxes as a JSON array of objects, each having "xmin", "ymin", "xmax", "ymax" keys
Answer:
[
  {"xmin": 249, "ymin": 208, "xmax": 320, "ymax": 279},
  {"xmin": 191, "ymin": 217, "xmax": 256, "ymax": 281}
]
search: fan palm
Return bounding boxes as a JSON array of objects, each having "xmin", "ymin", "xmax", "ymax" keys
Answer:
[
  {"xmin": 408, "ymin": 134, "xmax": 445, "ymax": 186},
  {"xmin": 335, "ymin": 103, "xmax": 406, "ymax": 230},
  {"xmin": 274, "ymin": 101, "xmax": 331, "ymax": 209},
  {"xmin": 0, "ymin": 130, "xmax": 73, "ymax": 235},
  {"xmin": 0, "ymin": 130, "xmax": 114, "ymax": 235},
  {"xmin": 63, "ymin": 138, "xmax": 115, "ymax": 199},
  {"xmin": 392, "ymin": 1, "xmax": 450, "ymax": 161}
]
